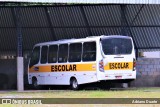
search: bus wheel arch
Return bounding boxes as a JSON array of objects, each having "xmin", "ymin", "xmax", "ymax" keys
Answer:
[
  {"xmin": 32, "ymin": 76, "xmax": 39, "ymax": 89},
  {"xmin": 70, "ymin": 77, "xmax": 79, "ymax": 90}
]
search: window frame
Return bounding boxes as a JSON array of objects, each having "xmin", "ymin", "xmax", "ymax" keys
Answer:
[
  {"xmin": 69, "ymin": 42, "xmax": 82, "ymax": 62},
  {"xmin": 58, "ymin": 44, "xmax": 69, "ymax": 63},
  {"xmin": 48, "ymin": 45, "xmax": 58, "ymax": 63},
  {"xmin": 29, "ymin": 46, "xmax": 40, "ymax": 67},
  {"xmin": 101, "ymin": 38, "xmax": 133, "ymax": 55},
  {"xmin": 40, "ymin": 45, "xmax": 48, "ymax": 64},
  {"xmin": 82, "ymin": 41, "xmax": 96, "ymax": 62}
]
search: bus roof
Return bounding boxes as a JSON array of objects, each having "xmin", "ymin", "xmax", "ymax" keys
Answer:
[{"xmin": 34, "ymin": 35, "xmax": 131, "ymax": 47}]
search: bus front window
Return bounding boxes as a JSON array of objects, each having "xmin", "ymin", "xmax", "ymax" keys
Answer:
[{"xmin": 101, "ymin": 37, "xmax": 132, "ymax": 55}]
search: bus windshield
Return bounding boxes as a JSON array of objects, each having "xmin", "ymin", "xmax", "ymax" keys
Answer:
[{"xmin": 101, "ymin": 37, "xmax": 132, "ymax": 55}]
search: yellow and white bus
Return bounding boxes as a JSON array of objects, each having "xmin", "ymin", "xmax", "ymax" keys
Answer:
[{"xmin": 28, "ymin": 35, "xmax": 136, "ymax": 90}]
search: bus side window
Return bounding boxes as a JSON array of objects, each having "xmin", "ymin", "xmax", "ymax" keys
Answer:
[
  {"xmin": 58, "ymin": 44, "xmax": 68, "ymax": 63},
  {"xmin": 40, "ymin": 46, "xmax": 48, "ymax": 64},
  {"xmin": 69, "ymin": 43, "xmax": 82, "ymax": 62},
  {"xmin": 82, "ymin": 42, "xmax": 96, "ymax": 62},
  {"xmin": 48, "ymin": 45, "xmax": 58, "ymax": 63},
  {"xmin": 29, "ymin": 46, "xmax": 40, "ymax": 68}
]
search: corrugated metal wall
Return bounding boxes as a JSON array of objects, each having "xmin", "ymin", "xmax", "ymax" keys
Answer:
[
  {"xmin": 0, "ymin": 4, "xmax": 160, "ymax": 53},
  {"xmin": 0, "ymin": 4, "xmax": 160, "ymax": 89},
  {"xmin": 2, "ymin": 0, "xmax": 160, "ymax": 4}
]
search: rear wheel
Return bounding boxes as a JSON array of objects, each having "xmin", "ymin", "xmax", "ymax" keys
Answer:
[{"xmin": 70, "ymin": 78, "xmax": 79, "ymax": 90}]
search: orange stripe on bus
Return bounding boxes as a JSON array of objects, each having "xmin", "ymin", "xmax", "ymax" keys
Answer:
[{"xmin": 29, "ymin": 63, "xmax": 96, "ymax": 72}]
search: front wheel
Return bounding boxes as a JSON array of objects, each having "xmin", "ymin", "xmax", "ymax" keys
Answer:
[
  {"xmin": 32, "ymin": 78, "xmax": 41, "ymax": 89},
  {"xmin": 70, "ymin": 78, "xmax": 79, "ymax": 90}
]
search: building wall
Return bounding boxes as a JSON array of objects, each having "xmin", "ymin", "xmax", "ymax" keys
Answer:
[
  {"xmin": 0, "ymin": 58, "xmax": 29, "ymax": 90},
  {"xmin": 143, "ymin": 51, "xmax": 160, "ymax": 58},
  {"xmin": 0, "ymin": 59, "xmax": 17, "ymax": 89},
  {"xmin": 131, "ymin": 58, "xmax": 160, "ymax": 87}
]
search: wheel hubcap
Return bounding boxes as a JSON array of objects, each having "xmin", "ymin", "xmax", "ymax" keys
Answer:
[
  {"xmin": 33, "ymin": 80, "xmax": 37, "ymax": 87},
  {"xmin": 73, "ymin": 80, "xmax": 77, "ymax": 88}
]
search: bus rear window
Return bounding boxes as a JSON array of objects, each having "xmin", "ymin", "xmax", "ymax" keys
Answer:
[{"xmin": 101, "ymin": 38, "xmax": 132, "ymax": 55}]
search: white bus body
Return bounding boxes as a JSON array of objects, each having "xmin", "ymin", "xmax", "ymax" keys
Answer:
[{"xmin": 28, "ymin": 35, "xmax": 136, "ymax": 90}]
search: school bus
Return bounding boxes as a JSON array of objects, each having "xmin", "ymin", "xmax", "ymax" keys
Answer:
[{"xmin": 28, "ymin": 35, "xmax": 136, "ymax": 90}]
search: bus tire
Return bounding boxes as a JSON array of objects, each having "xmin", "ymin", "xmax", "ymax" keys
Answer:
[
  {"xmin": 32, "ymin": 77, "xmax": 40, "ymax": 90},
  {"xmin": 70, "ymin": 78, "xmax": 79, "ymax": 90}
]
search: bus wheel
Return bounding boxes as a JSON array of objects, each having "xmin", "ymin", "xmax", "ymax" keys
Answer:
[
  {"xmin": 70, "ymin": 78, "xmax": 79, "ymax": 90},
  {"xmin": 32, "ymin": 78, "xmax": 40, "ymax": 89}
]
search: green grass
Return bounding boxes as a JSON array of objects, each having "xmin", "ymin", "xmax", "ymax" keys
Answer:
[
  {"xmin": 0, "ymin": 87, "xmax": 160, "ymax": 98},
  {"xmin": 0, "ymin": 88, "xmax": 160, "ymax": 107}
]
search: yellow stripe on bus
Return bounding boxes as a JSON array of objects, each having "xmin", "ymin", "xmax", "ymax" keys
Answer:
[
  {"xmin": 104, "ymin": 62, "xmax": 133, "ymax": 70},
  {"xmin": 29, "ymin": 63, "xmax": 96, "ymax": 72}
]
